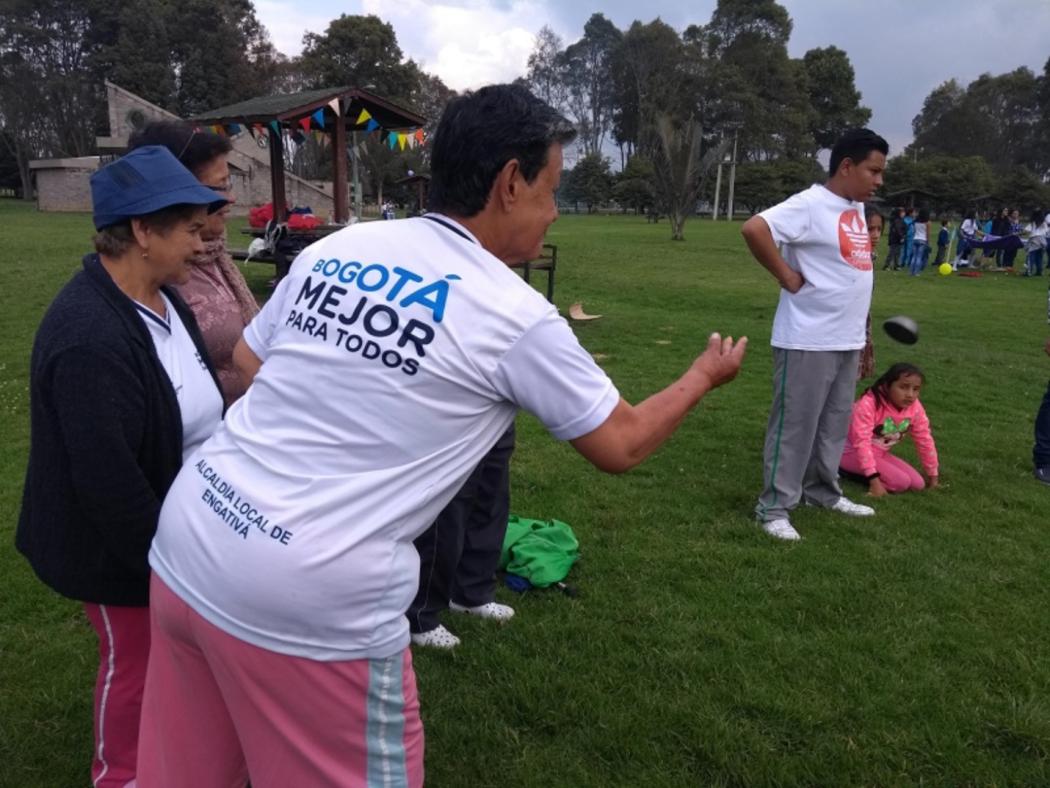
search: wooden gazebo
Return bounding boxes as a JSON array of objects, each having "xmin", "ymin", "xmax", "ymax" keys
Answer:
[
  {"xmin": 395, "ymin": 173, "xmax": 431, "ymax": 213},
  {"xmin": 194, "ymin": 87, "xmax": 425, "ymax": 223},
  {"xmin": 883, "ymin": 188, "xmax": 938, "ymax": 211}
]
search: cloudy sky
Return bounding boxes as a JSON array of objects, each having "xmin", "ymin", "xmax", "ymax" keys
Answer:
[{"xmin": 255, "ymin": 0, "xmax": 1050, "ymax": 159}]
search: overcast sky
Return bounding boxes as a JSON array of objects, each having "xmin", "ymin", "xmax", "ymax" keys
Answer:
[{"xmin": 255, "ymin": 0, "xmax": 1050, "ymax": 158}]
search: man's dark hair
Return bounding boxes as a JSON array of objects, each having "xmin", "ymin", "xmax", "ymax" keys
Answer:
[
  {"xmin": 828, "ymin": 128, "xmax": 889, "ymax": 177},
  {"xmin": 128, "ymin": 121, "xmax": 232, "ymax": 177},
  {"xmin": 428, "ymin": 84, "xmax": 577, "ymax": 217}
]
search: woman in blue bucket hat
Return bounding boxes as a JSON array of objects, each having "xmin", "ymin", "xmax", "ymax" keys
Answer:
[{"xmin": 16, "ymin": 145, "xmax": 228, "ymax": 788}]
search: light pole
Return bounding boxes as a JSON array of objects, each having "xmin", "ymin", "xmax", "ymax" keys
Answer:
[
  {"xmin": 351, "ymin": 131, "xmax": 361, "ymax": 218},
  {"xmin": 712, "ymin": 134, "xmax": 724, "ymax": 221},
  {"xmin": 726, "ymin": 127, "xmax": 739, "ymax": 221}
]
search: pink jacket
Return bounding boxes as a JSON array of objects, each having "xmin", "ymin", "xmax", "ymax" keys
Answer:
[{"xmin": 844, "ymin": 390, "xmax": 938, "ymax": 477}]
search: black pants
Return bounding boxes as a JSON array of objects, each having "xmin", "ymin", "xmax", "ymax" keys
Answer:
[
  {"xmin": 1034, "ymin": 380, "xmax": 1050, "ymax": 468},
  {"xmin": 407, "ymin": 425, "xmax": 515, "ymax": 634}
]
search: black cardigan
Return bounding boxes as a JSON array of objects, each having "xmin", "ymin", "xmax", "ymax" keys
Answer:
[{"xmin": 16, "ymin": 254, "xmax": 224, "ymax": 606}]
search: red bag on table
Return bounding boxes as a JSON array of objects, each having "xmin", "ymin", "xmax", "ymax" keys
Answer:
[
  {"xmin": 249, "ymin": 203, "xmax": 274, "ymax": 228},
  {"xmin": 287, "ymin": 212, "xmax": 320, "ymax": 230}
]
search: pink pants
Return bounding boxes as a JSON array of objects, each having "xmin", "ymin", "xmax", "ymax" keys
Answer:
[
  {"xmin": 83, "ymin": 602, "xmax": 151, "ymax": 788},
  {"xmin": 840, "ymin": 447, "xmax": 925, "ymax": 493},
  {"xmin": 137, "ymin": 576, "xmax": 424, "ymax": 788}
]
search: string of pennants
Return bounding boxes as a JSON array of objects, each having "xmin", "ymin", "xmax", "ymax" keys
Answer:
[{"xmin": 203, "ymin": 103, "xmax": 425, "ymax": 153}]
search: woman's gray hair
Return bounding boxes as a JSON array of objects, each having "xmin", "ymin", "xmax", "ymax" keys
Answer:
[{"xmin": 92, "ymin": 203, "xmax": 204, "ymax": 257}]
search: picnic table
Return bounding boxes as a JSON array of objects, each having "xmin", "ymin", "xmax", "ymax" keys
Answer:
[{"xmin": 232, "ymin": 225, "xmax": 345, "ymax": 280}]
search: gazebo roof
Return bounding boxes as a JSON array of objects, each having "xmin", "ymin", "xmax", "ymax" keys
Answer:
[
  {"xmin": 883, "ymin": 188, "xmax": 939, "ymax": 199},
  {"xmin": 193, "ymin": 86, "xmax": 425, "ymax": 130},
  {"xmin": 395, "ymin": 173, "xmax": 431, "ymax": 185}
]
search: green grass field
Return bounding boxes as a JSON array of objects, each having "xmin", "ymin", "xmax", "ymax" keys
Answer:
[{"xmin": 2, "ymin": 198, "xmax": 1049, "ymax": 787}]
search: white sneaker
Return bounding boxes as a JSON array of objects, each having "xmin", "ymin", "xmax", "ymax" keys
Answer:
[
  {"xmin": 829, "ymin": 496, "xmax": 875, "ymax": 517},
  {"xmin": 449, "ymin": 601, "xmax": 515, "ymax": 622},
  {"xmin": 761, "ymin": 518, "xmax": 801, "ymax": 541},
  {"xmin": 410, "ymin": 625, "xmax": 460, "ymax": 649}
]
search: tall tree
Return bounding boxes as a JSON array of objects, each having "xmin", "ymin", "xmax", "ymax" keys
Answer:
[
  {"xmin": 911, "ymin": 68, "xmax": 1047, "ymax": 179},
  {"xmin": 705, "ymin": 0, "xmax": 811, "ymax": 160},
  {"xmin": 298, "ymin": 14, "xmax": 419, "ymax": 103},
  {"xmin": 556, "ymin": 13, "xmax": 621, "ymax": 157},
  {"xmin": 799, "ymin": 46, "xmax": 871, "ymax": 151},
  {"xmin": 90, "ymin": 0, "xmax": 283, "ymax": 116},
  {"xmin": 525, "ymin": 25, "xmax": 567, "ymax": 111},
  {"xmin": 0, "ymin": 0, "xmax": 100, "ymax": 197},
  {"xmin": 610, "ymin": 19, "xmax": 692, "ymax": 158}
]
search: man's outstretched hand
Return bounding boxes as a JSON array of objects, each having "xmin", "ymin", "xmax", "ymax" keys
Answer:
[{"xmin": 691, "ymin": 333, "xmax": 748, "ymax": 392}]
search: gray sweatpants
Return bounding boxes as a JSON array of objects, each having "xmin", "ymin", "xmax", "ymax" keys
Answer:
[{"xmin": 755, "ymin": 348, "xmax": 860, "ymax": 523}]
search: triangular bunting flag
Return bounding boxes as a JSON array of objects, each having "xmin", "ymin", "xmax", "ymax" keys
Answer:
[
  {"xmin": 329, "ymin": 98, "xmax": 341, "ymax": 115},
  {"xmin": 414, "ymin": 129, "xmax": 425, "ymax": 144},
  {"xmin": 407, "ymin": 134, "xmax": 416, "ymax": 149},
  {"xmin": 387, "ymin": 132, "xmax": 398, "ymax": 150},
  {"xmin": 298, "ymin": 116, "xmax": 311, "ymax": 133},
  {"xmin": 227, "ymin": 123, "xmax": 242, "ymax": 135},
  {"xmin": 365, "ymin": 118, "xmax": 379, "ymax": 133},
  {"xmin": 398, "ymin": 133, "xmax": 407, "ymax": 151},
  {"xmin": 356, "ymin": 108, "xmax": 372, "ymax": 125},
  {"xmin": 312, "ymin": 108, "xmax": 325, "ymax": 129},
  {"xmin": 269, "ymin": 120, "xmax": 280, "ymax": 135}
]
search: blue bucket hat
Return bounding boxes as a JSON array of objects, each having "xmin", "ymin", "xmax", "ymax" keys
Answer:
[{"xmin": 91, "ymin": 145, "xmax": 228, "ymax": 231}]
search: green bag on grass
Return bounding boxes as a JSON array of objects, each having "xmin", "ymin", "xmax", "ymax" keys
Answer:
[{"xmin": 499, "ymin": 515, "xmax": 579, "ymax": 588}]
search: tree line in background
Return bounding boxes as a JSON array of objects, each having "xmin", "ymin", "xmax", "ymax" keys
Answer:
[
  {"xmin": 2, "ymin": 0, "xmax": 1049, "ymax": 231},
  {"xmin": 526, "ymin": 0, "xmax": 871, "ymax": 237},
  {"xmin": 534, "ymin": 2, "xmax": 1050, "ymax": 230},
  {"xmin": 0, "ymin": 0, "xmax": 450, "ymax": 203},
  {"xmin": 886, "ymin": 63, "xmax": 1050, "ymax": 214}
]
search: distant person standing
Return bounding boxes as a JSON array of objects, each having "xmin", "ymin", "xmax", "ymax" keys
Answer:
[
  {"xmin": 1003, "ymin": 208, "xmax": 1021, "ymax": 270},
  {"xmin": 742, "ymin": 128, "xmax": 888, "ymax": 541},
  {"xmin": 991, "ymin": 207, "xmax": 1011, "ymax": 268},
  {"xmin": 954, "ymin": 210, "xmax": 982, "ymax": 269},
  {"xmin": 933, "ymin": 218, "xmax": 952, "ymax": 266},
  {"xmin": 1023, "ymin": 210, "xmax": 1047, "ymax": 277},
  {"xmin": 885, "ymin": 207, "xmax": 905, "ymax": 270},
  {"xmin": 909, "ymin": 208, "xmax": 931, "ymax": 276},
  {"xmin": 902, "ymin": 207, "xmax": 915, "ymax": 268},
  {"xmin": 1036, "ymin": 344, "xmax": 1050, "ymax": 485}
]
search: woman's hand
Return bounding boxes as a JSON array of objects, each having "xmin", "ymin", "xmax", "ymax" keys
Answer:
[{"xmin": 868, "ymin": 477, "xmax": 887, "ymax": 497}]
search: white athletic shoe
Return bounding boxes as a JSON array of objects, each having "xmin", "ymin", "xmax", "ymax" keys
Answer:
[
  {"xmin": 761, "ymin": 518, "xmax": 801, "ymax": 541},
  {"xmin": 410, "ymin": 625, "xmax": 460, "ymax": 649},
  {"xmin": 449, "ymin": 601, "xmax": 515, "ymax": 622},
  {"xmin": 829, "ymin": 496, "xmax": 875, "ymax": 517}
]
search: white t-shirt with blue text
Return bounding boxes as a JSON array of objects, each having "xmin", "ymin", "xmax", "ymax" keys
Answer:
[
  {"xmin": 135, "ymin": 293, "xmax": 223, "ymax": 462},
  {"xmin": 759, "ymin": 184, "xmax": 873, "ymax": 351},
  {"xmin": 150, "ymin": 215, "xmax": 620, "ymax": 661}
]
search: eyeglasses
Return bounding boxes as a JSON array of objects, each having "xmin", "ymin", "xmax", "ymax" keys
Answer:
[{"xmin": 176, "ymin": 128, "xmax": 199, "ymax": 161}]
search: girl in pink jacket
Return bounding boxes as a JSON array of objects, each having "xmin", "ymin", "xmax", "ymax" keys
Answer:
[{"xmin": 840, "ymin": 363, "xmax": 940, "ymax": 496}]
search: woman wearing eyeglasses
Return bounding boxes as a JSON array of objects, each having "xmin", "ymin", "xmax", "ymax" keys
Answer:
[{"xmin": 129, "ymin": 121, "xmax": 260, "ymax": 405}]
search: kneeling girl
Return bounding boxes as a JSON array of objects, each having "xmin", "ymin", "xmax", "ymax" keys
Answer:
[{"xmin": 840, "ymin": 363, "xmax": 939, "ymax": 496}]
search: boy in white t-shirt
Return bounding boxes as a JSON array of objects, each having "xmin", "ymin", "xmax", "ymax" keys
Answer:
[{"xmin": 741, "ymin": 128, "xmax": 889, "ymax": 541}]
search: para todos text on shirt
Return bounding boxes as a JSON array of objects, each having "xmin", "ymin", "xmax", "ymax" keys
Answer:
[{"xmin": 285, "ymin": 257, "xmax": 458, "ymax": 376}]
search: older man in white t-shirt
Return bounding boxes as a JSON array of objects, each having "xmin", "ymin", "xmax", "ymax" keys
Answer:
[
  {"xmin": 741, "ymin": 128, "xmax": 889, "ymax": 542},
  {"xmin": 137, "ymin": 84, "xmax": 749, "ymax": 787}
]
